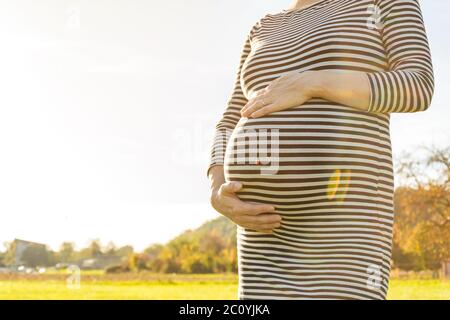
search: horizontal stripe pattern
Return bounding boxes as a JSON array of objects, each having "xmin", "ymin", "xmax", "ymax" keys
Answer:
[
  {"xmin": 366, "ymin": 0, "xmax": 434, "ymax": 113},
  {"xmin": 208, "ymin": 0, "xmax": 433, "ymax": 300}
]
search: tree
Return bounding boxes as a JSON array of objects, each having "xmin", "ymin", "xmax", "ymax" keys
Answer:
[
  {"xmin": 58, "ymin": 242, "xmax": 75, "ymax": 263},
  {"xmin": 2, "ymin": 241, "xmax": 16, "ymax": 266},
  {"xmin": 88, "ymin": 239, "xmax": 103, "ymax": 258},
  {"xmin": 104, "ymin": 241, "xmax": 117, "ymax": 256},
  {"xmin": 116, "ymin": 245, "xmax": 134, "ymax": 257},
  {"xmin": 393, "ymin": 145, "xmax": 450, "ymax": 270}
]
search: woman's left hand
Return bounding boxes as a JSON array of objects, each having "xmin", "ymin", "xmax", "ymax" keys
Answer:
[{"xmin": 240, "ymin": 70, "xmax": 318, "ymax": 118}]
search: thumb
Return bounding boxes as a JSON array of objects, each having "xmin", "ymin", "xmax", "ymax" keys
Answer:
[{"xmin": 222, "ymin": 181, "xmax": 243, "ymax": 194}]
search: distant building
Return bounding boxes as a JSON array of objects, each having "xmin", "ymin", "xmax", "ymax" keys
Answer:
[
  {"xmin": 77, "ymin": 256, "xmax": 124, "ymax": 270},
  {"xmin": 12, "ymin": 239, "xmax": 47, "ymax": 267}
]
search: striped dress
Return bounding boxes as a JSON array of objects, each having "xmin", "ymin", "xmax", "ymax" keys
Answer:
[{"xmin": 208, "ymin": 0, "xmax": 434, "ymax": 300}]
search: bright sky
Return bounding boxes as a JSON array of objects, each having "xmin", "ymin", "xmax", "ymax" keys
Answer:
[{"xmin": 0, "ymin": 0, "xmax": 448, "ymax": 251}]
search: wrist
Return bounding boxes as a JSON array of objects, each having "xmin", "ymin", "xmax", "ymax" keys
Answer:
[
  {"xmin": 301, "ymin": 70, "xmax": 327, "ymax": 98},
  {"xmin": 210, "ymin": 186, "xmax": 220, "ymax": 198},
  {"xmin": 209, "ymin": 181, "xmax": 222, "ymax": 202},
  {"xmin": 208, "ymin": 165, "xmax": 225, "ymax": 192},
  {"xmin": 210, "ymin": 189, "xmax": 225, "ymax": 215}
]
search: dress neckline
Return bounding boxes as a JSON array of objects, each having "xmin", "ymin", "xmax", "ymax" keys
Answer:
[{"xmin": 281, "ymin": 0, "xmax": 332, "ymax": 14}]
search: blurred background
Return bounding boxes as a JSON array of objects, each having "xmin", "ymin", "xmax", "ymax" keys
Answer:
[{"xmin": 0, "ymin": 0, "xmax": 448, "ymax": 299}]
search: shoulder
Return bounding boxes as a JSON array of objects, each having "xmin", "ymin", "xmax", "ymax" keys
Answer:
[
  {"xmin": 248, "ymin": 12, "xmax": 282, "ymax": 39},
  {"xmin": 373, "ymin": 0, "xmax": 423, "ymax": 22},
  {"xmin": 374, "ymin": 0, "xmax": 421, "ymax": 10}
]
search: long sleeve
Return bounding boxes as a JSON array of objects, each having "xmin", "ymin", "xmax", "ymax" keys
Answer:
[
  {"xmin": 207, "ymin": 25, "xmax": 255, "ymax": 176},
  {"xmin": 367, "ymin": 0, "xmax": 435, "ymax": 113}
]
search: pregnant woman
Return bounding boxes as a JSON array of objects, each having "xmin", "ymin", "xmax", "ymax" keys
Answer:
[{"xmin": 208, "ymin": 0, "xmax": 434, "ymax": 299}]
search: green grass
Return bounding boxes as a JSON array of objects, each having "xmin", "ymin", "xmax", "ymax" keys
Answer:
[
  {"xmin": 0, "ymin": 273, "xmax": 448, "ymax": 300},
  {"xmin": 387, "ymin": 279, "xmax": 450, "ymax": 300},
  {"xmin": 0, "ymin": 280, "xmax": 237, "ymax": 300}
]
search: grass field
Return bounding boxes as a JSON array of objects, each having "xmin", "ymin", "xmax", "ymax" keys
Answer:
[{"xmin": 0, "ymin": 272, "xmax": 448, "ymax": 300}]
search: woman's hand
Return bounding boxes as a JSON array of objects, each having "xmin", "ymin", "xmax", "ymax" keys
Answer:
[
  {"xmin": 210, "ymin": 181, "xmax": 282, "ymax": 234},
  {"xmin": 240, "ymin": 70, "xmax": 318, "ymax": 118}
]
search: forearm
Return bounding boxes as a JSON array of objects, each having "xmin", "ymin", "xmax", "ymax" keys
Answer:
[
  {"xmin": 307, "ymin": 70, "xmax": 371, "ymax": 112},
  {"xmin": 208, "ymin": 165, "xmax": 225, "ymax": 194}
]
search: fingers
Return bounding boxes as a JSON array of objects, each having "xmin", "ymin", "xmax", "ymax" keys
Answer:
[
  {"xmin": 217, "ymin": 181, "xmax": 282, "ymax": 233},
  {"xmin": 241, "ymin": 88, "xmax": 274, "ymax": 117},
  {"xmin": 220, "ymin": 181, "xmax": 242, "ymax": 194},
  {"xmin": 231, "ymin": 203, "xmax": 282, "ymax": 231},
  {"xmin": 241, "ymin": 98, "xmax": 267, "ymax": 118},
  {"xmin": 252, "ymin": 89, "xmax": 266, "ymax": 98},
  {"xmin": 252, "ymin": 222, "xmax": 282, "ymax": 230},
  {"xmin": 250, "ymin": 103, "xmax": 279, "ymax": 118},
  {"xmin": 220, "ymin": 183, "xmax": 276, "ymax": 214},
  {"xmin": 219, "ymin": 182, "xmax": 276, "ymax": 216},
  {"xmin": 241, "ymin": 97, "xmax": 282, "ymax": 118},
  {"xmin": 238, "ymin": 202, "xmax": 276, "ymax": 215},
  {"xmin": 240, "ymin": 213, "xmax": 281, "ymax": 225},
  {"xmin": 242, "ymin": 218, "xmax": 282, "ymax": 233}
]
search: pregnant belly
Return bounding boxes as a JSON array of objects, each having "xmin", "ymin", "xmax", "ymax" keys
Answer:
[{"xmin": 223, "ymin": 104, "xmax": 385, "ymax": 212}]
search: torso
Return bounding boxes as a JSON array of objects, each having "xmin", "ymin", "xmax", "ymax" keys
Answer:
[{"xmin": 225, "ymin": 0, "xmax": 394, "ymax": 300}]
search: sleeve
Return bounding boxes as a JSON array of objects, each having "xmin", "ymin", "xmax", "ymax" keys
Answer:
[
  {"xmin": 367, "ymin": 0, "xmax": 435, "ymax": 113},
  {"xmin": 206, "ymin": 24, "xmax": 256, "ymax": 177}
]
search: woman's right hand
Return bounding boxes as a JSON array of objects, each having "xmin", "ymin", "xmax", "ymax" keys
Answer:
[{"xmin": 210, "ymin": 181, "xmax": 282, "ymax": 234}]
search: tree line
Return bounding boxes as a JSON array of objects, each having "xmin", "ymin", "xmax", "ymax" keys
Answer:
[{"xmin": 0, "ymin": 146, "xmax": 448, "ymax": 273}]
